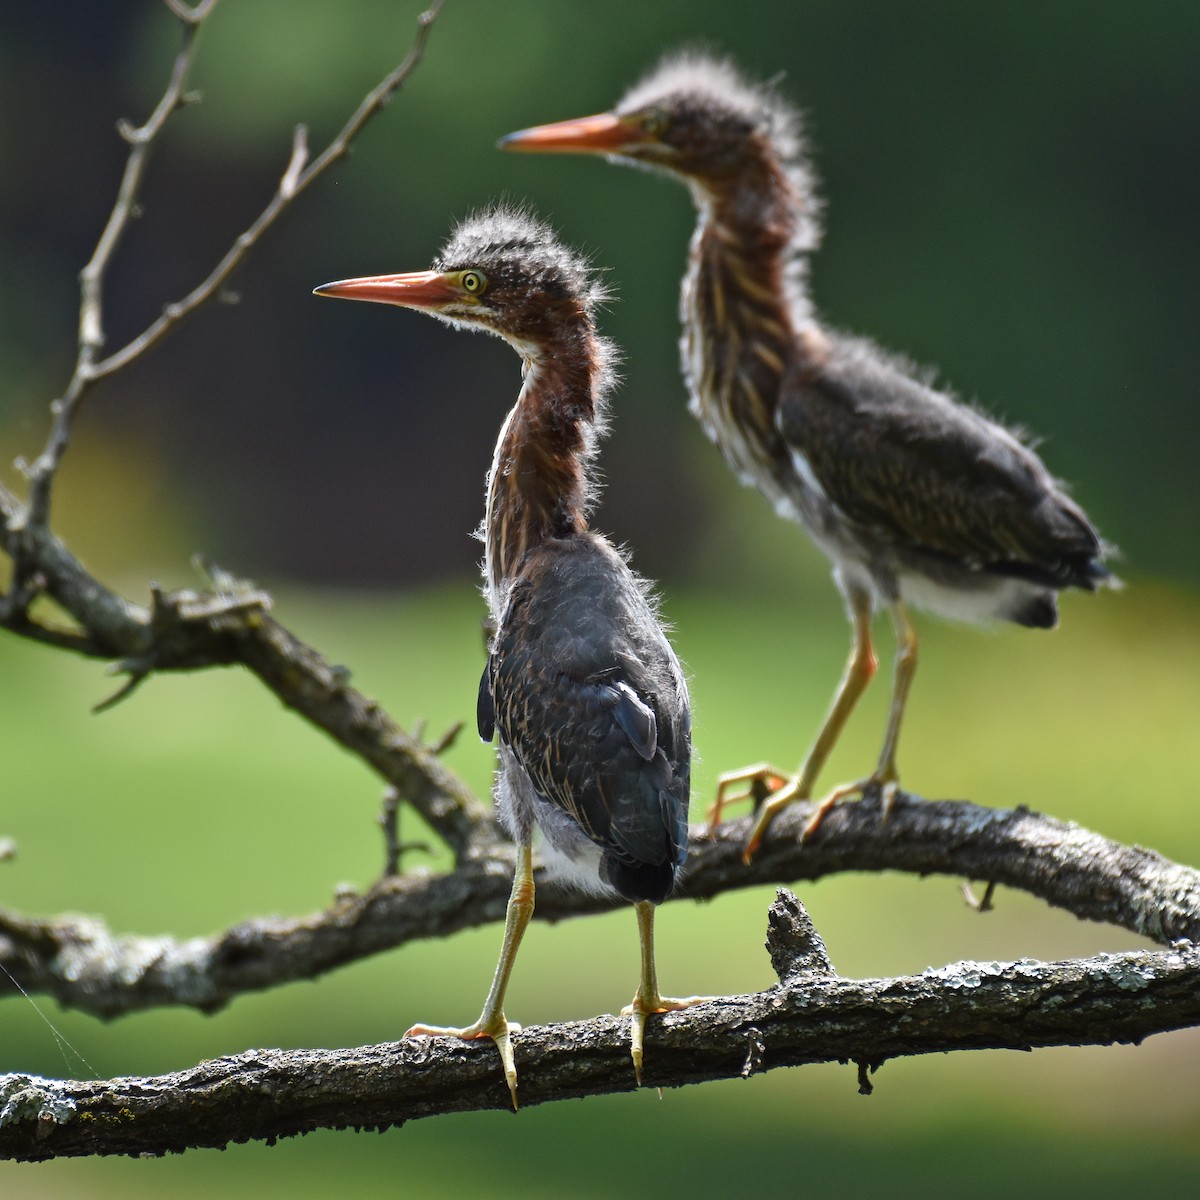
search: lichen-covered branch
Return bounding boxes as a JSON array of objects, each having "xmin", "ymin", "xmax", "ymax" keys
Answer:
[
  {"xmin": 0, "ymin": 496, "xmax": 490, "ymax": 853},
  {"xmin": 4, "ymin": 796, "xmax": 1197, "ymax": 1019},
  {"xmin": 1, "ymin": 4, "xmax": 1191, "ymax": 1164},
  {"xmin": 2, "ymin": 891, "xmax": 1197, "ymax": 1162}
]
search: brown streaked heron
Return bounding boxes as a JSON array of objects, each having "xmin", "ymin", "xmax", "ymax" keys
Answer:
[
  {"xmin": 500, "ymin": 53, "xmax": 1117, "ymax": 861},
  {"xmin": 315, "ymin": 206, "xmax": 704, "ymax": 1106}
]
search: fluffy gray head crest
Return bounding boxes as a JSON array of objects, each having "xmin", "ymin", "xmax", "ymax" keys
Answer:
[
  {"xmin": 438, "ymin": 205, "xmax": 620, "ymax": 471},
  {"xmin": 435, "ymin": 204, "xmax": 614, "ymax": 317},
  {"xmin": 618, "ymin": 49, "xmax": 822, "ymax": 255}
]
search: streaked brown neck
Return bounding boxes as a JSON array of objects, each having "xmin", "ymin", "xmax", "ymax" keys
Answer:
[
  {"xmin": 484, "ymin": 340, "xmax": 597, "ymax": 602},
  {"xmin": 682, "ymin": 152, "xmax": 805, "ymax": 491}
]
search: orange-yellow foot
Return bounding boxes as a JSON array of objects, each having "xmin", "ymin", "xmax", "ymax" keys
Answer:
[
  {"xmin": 801, "ymin": 772, "xmax": 900, "ymax": 842},
  {"xmin": 622, "ymin": 992, "xmax": 711, "ymax": 1086},
  {"xmin": 707, "ymin": 763, "xmax": 790, "ymax": 835},
  {"xmin": 739, "ymin": 772, "xmax": 811, "ymax": 864},
  {"xmin": 405, "ymin": 1013, "xmax": 523, "ymax": 1110}
]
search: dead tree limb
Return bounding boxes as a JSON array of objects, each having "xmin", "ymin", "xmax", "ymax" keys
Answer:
[
  {"xmin": 12, "ymin": 0, "xmax": 445, "ymax": 538},
  {"xmin": 3, "ymin": 795, "xmax": 1196, "ymax": 1019},
  {"xmin": 2, "ymin": 891, "xmax": 1196, "ymax": 1162},
  {"xmin": 0, "ymin": 501, "xmax": 491, "ymax": 856}
]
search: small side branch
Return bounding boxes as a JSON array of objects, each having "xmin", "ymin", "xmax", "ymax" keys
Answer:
[
  {"xmin": 765, "ymin": 888, "xmax": 835, "ymax": 983},
  {"xmin": 89, "ymin": 0, "xmax": 446, "ymax": 383},
  {"xmin": 3, "ymin": 943, "xmax": 1198, "ymax": 1161}
]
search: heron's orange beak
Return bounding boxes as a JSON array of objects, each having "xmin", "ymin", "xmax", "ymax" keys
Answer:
[
  {"xmin": 498, "ymin": 113, "xmax": 647, "ymax": 155},
  {"xmin": 313, "ymin": 271, "xmax": 459, "ymax": 309}
]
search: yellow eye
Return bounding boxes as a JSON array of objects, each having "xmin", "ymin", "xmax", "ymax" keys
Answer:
[
  {"xmin": 643, "ymin": 108, "xmax": 668, "ymax": 137},
  {"xmin": 460, "ymin": 270, "xmax": 487, "ymax": 296}
]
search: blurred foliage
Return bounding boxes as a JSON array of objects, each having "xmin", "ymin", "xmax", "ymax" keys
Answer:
[
  {"xmin": 2, "ymin": 0, "xmax": 1200, "ymax": 1193},
  {"xmin": 0, "ymin": 0, "xmax": 1197, "ymax": 589}
]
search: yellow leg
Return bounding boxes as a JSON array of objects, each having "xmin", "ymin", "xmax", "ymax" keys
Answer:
[
  {"xmin": 874, "ymin": 601, "xmax": 918, "ymax": 812},
  {"xmin": 405, "ymin": 840, "xmax": 534, "ymax": 1110},
  {"xmin": 806, "ymin": 600, "xmax": 918, "ymax": 835},
  {"xmin": 621, "ymin": 901, "xmax": 710, "ymax": 1086},
  {"xmin": 711, "ymin": 585, "xmax": 877, "ymax": 863}
]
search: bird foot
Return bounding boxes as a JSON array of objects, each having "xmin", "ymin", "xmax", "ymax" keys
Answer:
[
  {"xmin": 405, "ymin": 1013, "xmax": 523, "ymax": 1110},
  {"xmin": 622, "ymin": 993, "xmax": 711, "ymax": 1087},
  {"xmin": 802, "ymin": 773, "xmax": 900, "ymax": 842},
  {"xmin": 714, "ymin": 766, "xmax": 903, "ymax": 859},
  {"xmin": 740, "ymin": 772, "xmax": 815, "ymax": 863},
  {"xmin": 707, "ymin": 762, "xmax": 791, "ymax": 831}
]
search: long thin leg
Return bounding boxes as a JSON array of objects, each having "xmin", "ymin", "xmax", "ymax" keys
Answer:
[
  {"xmin": 808, "ymin": 599, "xmax": 918, "ymax": 832},
  {"xmin": 621, "ymin": 901, "xmax": 709, "ymax": 1086},
  {"xmin": 873, "ymin": 600, "xmax": 918, "ymax": 811},
  {"xmin": 712, "ymin": 583, "xmax": 877, "ymax": 862},
  {"xmin": 406, "ymin": 840, "xmax": 535, "ymax": 1109}
]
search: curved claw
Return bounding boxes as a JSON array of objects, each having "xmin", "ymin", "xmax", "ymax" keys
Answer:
[
  {"xmin": 801, "ymin": 773, "xmax": 900, "ymax": 842},
  {"xmin": 740, "ymin": 773, "xmax": 813, "ymax": 863},
  {"xmin": 740, "ymin": 768, "xmax": 904, "ymax": 859},
  {"xmin": 406, "ymin": 1014, "xmax": 523, "ymax": 1109},
  {"xmin": 621, "ymin": 994, "xmax": 711, "ymax": 1086}
]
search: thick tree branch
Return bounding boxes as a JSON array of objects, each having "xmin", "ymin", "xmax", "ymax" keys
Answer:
[
  {"xmin": 1, "ymin": 1, "xmax": 1187, "ymax": 1164},
  {"xmin": 0, "ymin": 493, "xmax": 490, "ymax": 854},
  {"xmin": 4, "ymin": 796, "xmax": 1196, "ymax": 1019},
  {"xmin": 2, "ymin": 892, "xmax": 1197, "ymax": 1162},
  {"xmin": 0, "ymin": 485, "xmax": 150, "ymax": 656}
]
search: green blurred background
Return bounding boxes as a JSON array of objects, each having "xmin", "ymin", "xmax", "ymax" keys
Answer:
[{"xmin": 2, "ymin": 0, "xmax": 1199, "ymax": 1194}]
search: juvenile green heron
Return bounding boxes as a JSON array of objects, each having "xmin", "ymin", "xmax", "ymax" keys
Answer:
[
  {"xmin": 315, "ymin": 207, "xmax": 703, "ymax": 1106},
  {"xmin": 501, "ymin": 53, "xmax": 1116, "ymax": 860}
]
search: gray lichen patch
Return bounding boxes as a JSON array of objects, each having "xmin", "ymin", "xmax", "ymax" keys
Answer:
[
  {"xmin": 1088, "ymin": 951, "xmax": 1160, "ymax": 991},
  {"xmin": 51, "ymin": 920, "xmax": 218, "ymax": 1009},
  {"xmin": 921, "ymin": 958, "xmax": 1045, "ymax": 989},
  {"xmin": 0, "ymin": 1074, "xmax": 77, "ymax": 1131}
]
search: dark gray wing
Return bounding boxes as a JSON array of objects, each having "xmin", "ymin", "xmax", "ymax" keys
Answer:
[
  {"xmin": 781, "ymin": 336, "xmax": 1109, "ymax": 588},
  {"xmin": 487, "ymin": 537, "xmax": 690, "ymax": 903}
]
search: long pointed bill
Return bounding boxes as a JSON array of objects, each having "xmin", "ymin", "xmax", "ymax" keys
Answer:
[
  {"xmin": 498, "ymin": 112, "xmax": 647, "ymax": 155},
  {"xmin": 312, "ymin": 271, "xmax": 459, "ymax": 310}
]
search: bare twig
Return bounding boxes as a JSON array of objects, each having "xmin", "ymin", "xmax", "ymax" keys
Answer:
[
  {"xmin": 4, "ymin": 797, "xmax": 1197, "ymax": 1019},
  {"xmin": 378, "ymin": 788, "xmax": 432, "ymax": 876},
  {"xmin": 429, "ymin": 720, "xmax": 465, "ymax": 756},
  {"xmin": 3, "ymin": 918, "xmax": 1198, "ymax": 1161},
  {"xmin": 162, "ymin": 0, "xmax": 220, "ymax": 24},
  {"xmin": 85, "ymin": 0, "xmax": 445, "ymax": 382},
  {"xmin": 5, "ymin": 0, "xmax": 446, "ymax": 584},
  {"xmin": 0, "ymin": 482, "xmax": 150, "ymax": 654},
  {"xmin": 961, "ymin": 879, "xmax": 997, "ymax": 912},
  {"xmin": 0, "ymin": 0, "xmax": 473, "ymax": 850},
  {"xmin": 19, "ymin": 0, "xmax": 222, "ymax": 535}
]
